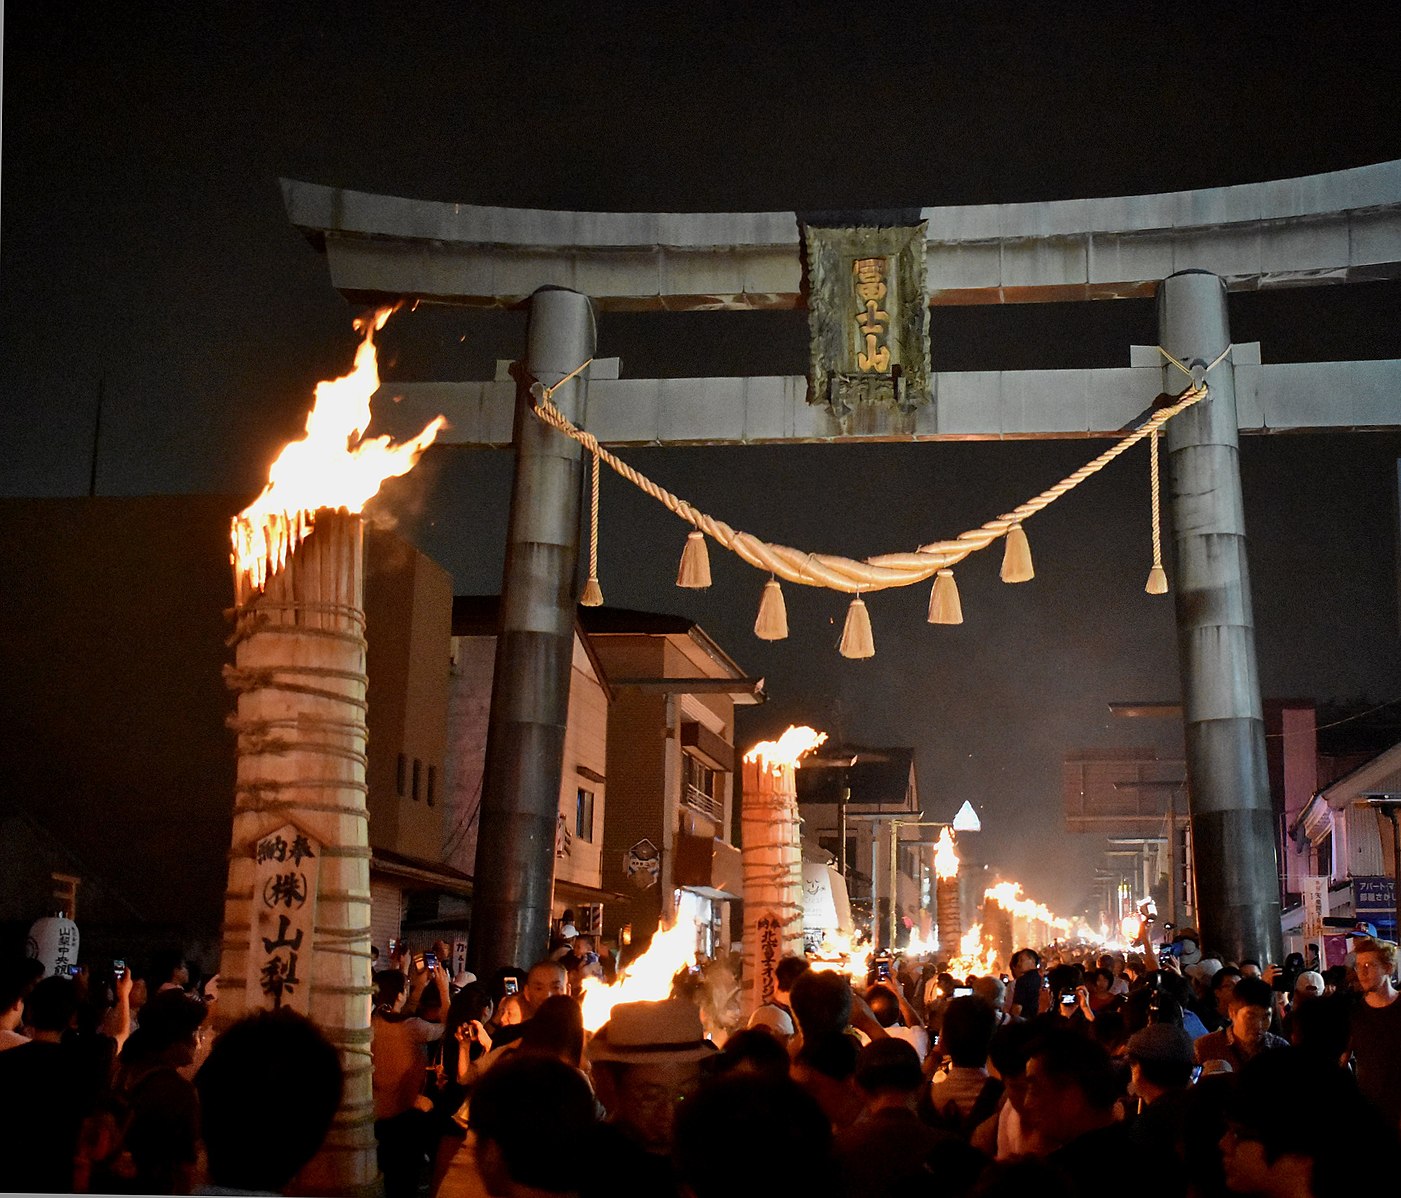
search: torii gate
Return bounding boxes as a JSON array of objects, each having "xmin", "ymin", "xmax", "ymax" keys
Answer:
[{"xmin": 283, "ymin": 160, "xmax": 1401, "ymax": 971}]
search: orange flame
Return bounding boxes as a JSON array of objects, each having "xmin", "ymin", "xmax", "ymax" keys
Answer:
[
  {"xmin": 232, "ymin": 306, "xmax": 446, "ymax": 592},
  {"xmin": 984, "ymin": 881, "xmax": 1074, "ymax": 935},
  {"xmin": 578, "ymin": 919, "xmax": 698, "ymax": 1034},
  {"xmin": 947, "ymin": 922, "xmax": 1000, "ymax": 976},
  {"xmin": 743, "ymin": 726, "xmax": 828, "ymax": 771},
  {"xmin": 934, "ymin": 827, "xmax": 960, "ymax": 880}
]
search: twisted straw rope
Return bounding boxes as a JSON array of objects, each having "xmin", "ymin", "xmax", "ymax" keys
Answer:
[
  {"xmin": 531, "ymin": 380, "xmax": 1208, "ymax": 596},
  {"xmin": 1149, "ymin": 428, "xmax": 1164, "ymax": 572}
]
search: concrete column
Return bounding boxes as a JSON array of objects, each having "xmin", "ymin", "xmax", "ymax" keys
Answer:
[
  {"xmin": 1159, "ymin": 270, "xmax": 1282, "ymax": 966},
  {"xmin": 469, "ymin": 288, "xmax": 595, "ymax": 978}
]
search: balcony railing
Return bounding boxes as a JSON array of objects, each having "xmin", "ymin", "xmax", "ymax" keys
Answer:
[{"xmin": 684, "ymin": 783, "xmax": 723, "ymax": 823}]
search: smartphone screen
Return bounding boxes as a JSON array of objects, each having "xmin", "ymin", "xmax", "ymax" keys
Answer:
[
  {"xmin": 953, "ymin": 987, "xmax": 973, "ymax": 997},
  {"xmin": 503, "ymin": 976, "xmax": 519, "ymax": 995},
  {"xmin": 1060, "ymin": 994, "xmax": 1078, "ymax": 1006}
]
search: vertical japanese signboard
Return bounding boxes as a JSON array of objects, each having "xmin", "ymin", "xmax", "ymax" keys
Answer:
[
  {"xmin": 1301, "ymin": 875, "xmax": 1328, "ymax": 939},
  {"xmin": 755, "ymin": 913, "xmax": 782, "ymax": 1006},
  {"xmin": 804, "ymin": 223, "xmax": 931, "ymax": 428},
  {"xmin": 250, "ymin": 823, "xmax": 320, "ymax": 1014}
]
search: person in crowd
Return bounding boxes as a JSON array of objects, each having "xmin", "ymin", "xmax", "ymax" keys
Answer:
[
  {"xmin": 1347, "ymin": 935, "xmax": 1401, "ymax": 1126},
  {"xmin": 1238, "ymin": 959, "xmax": 1263, "ymax": 980},
  {"xmin": 373, "ymin": 962, "xmax": 450, "ymax": 1198},
  {"xmin": 744, "ymin": 1000, "xmax": 796, "ymax": 1045},
  {"xmin": 490, "ymin": 958, "xmax": 568, "ymax": 1048},
  {"xmin": 1007, "ymin": 948, "xmax": 1043, "ymax": 1019},
  {"xmin": 107, "ymin": 987, "xmax": 209, "ymax": 1194},
  {"xmin": 673, "ymin": 1073, "xmax": 837, "ymax": 1198},
  {"xmin": 1287, "ymin": 991, "xmax": 1352, "ymax": 1068},
  {"xmin": 464, "ymin": 1055, "xmax": 599, "ymax": 1198},
  {"xmin": 586, "ymin": 998, "xmax": 716, "ymax": 1197},
  {"xmin": 865, "ymin": 978, "xmax": 930, "ymax": 1060},
  {"xmin": 0, "ymin": 975, "xmax": 101, "ymax": 1192},
  {"xmin": 0, "ymin": 957, "xmax": 39, "ymax": 1051},
  {"xmin": 929, "ymin": 994, "xmax": 1000, "ymax": 1129},
  {"xmin": 1185, "ymin": 958, "xmax": 1226, "ymax": 1028},
  {"xmin": 148, "ymin": 947, "xmax": 191, "ymax": 994},
  {"xmin": 193, "ymin": 1008, "xmax": 344, "ymax": 1195},
  {"xmin": 1219, "ymin": 1047, "xmax": 1398, "ymax": 1198},
  {"xmin": 835, "ymin": 1037, "xmax": 962, "ymax": 1197},
  {"xmin": 971, "ymin": 974, "xmax": 1010, "ymax": 1025},
  {"xmin": 972, "ymin": 1021, "xmax": 1049, "ymax": 1159},
  {"xmin": 1194, "ymin": 977, "xmax": 1288, "ymax": 1072},
  {"xmin": 1124, "ymin": 1023, "xmax": 1195, "ymax": 1189},
  {"xmin": 715, "ymin": 1027, "xmax": 791, "ymax": 1081},
  {"xmin": 788, "ymin": 969, "xmax": 872, "ymax": 1129},
  {"xmin": 1025, "ymin": 1032, "xmax": 1159, "ymax": 1197}
]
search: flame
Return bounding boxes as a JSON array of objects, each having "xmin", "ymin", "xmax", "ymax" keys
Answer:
[
  {"xmin": 807, "ymin": 928, "xmax": 871, "ymax": 986},
  {"xmin": 933, "ymin": 827, "xmax": 960, "ymax": 880},
  {"xmin": 983, "ymin": 882, "xmax": 1074, "ymax": 935},
  {"xmin": 232, "ymin": 306, "xmax": 447, "ymax": 592},
  {"xmin": 945, "ymin": 921, "xmax": 1002, "ymax": 976},
  {"xmin": 578, "ymin": 919, "xmax": 698, "ymax": 1033},
  {"xmin": 743, "ymin": 726, "xmax": 827, "ymax": 771}
]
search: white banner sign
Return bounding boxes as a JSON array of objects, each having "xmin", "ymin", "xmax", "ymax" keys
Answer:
[
  {"xmin": 250, "ymin": 824, "xmax": 320, "ymax": 1014},
  {"xmin": 1301, "ymin": 875, "xmax": 1329, "ymax": 939}
]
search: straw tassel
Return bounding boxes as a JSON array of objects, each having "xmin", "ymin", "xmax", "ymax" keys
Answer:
[
  {"xmin": 580, "ymin": 445, "xmax": 604, "ymax": 606},
  {"xmin": 754, "ymin": 578, "xmax": 788, "ymax": 641},
  {"xmin": 1000, "ymin": 523, "xmax": 1034, "ymax": 583},
  {"xmin": 1145, "ymin": 428, "xmax": 1169, "ymax": 595},
  {"xmin": 839, "ymin": 595, "xmax": 875, "ymax": 659},
  {"xmin": 927, "ymin": 569, "xmax": 963, "ymax": 625},
  {"xmin": 676, "ymin": 530, "xmax": 712, "ymax": 589}
]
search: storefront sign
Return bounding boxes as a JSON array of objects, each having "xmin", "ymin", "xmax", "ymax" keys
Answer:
[
  {"xmin": 1301, "ymin": 875, "xmax": 1329, "ymax": 938},
  {"xmin": 250, "ymin": 823, "xmax": 320, "ymax": 1014},
  {"xmin": 1353, "ymin": 876, "xmax": 1396, "ymax": 920},
  {"xmin": 624, "ymin": 839, "xmax": 660, "ymax": 890}
]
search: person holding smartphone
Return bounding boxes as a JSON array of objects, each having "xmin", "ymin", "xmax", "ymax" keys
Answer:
[{"xmin": 371, "ymin": 957, "xmax": 450, "ymax": 1198}]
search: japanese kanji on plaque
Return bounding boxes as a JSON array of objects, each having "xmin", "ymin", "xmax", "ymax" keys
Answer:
[{"xmin": 249, "ymin": 823, "xmax": 321, "ymax": 1014}]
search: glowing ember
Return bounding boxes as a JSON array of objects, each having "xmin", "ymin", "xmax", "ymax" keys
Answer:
[
  {"xmin": 743, "ymin": 726, "xmax": 827, "ymax": 771},
  {"xmin": 578, "ymin": 919, "xmax": 698, "ymax": 1033},
  {"xmin": 933, "ymin": 827, "xmax": 960, "ymax": 880},
  {"xmin": 232, "ymin": 306, "xmax": 447, "ymax": 592}
]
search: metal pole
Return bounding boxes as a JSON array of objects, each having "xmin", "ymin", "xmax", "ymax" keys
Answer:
[
  {"xmin": 1159, "ymin": 270, "xmax": 1282, "ymax": 967},
  {"xmin": 470, "ymin": 287, "xmax": 595, "ymax": 978}
]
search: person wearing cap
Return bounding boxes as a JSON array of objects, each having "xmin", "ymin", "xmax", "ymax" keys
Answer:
[
  {"xmin": 1193, "ymin": 977, "xmax": 1288, "ymax": 1074},
  {"xmin": 745, "ymin": 1002, "xmax": 796, "ymax": 1045},
  {"xmin": 586, "ymin": 998, "xmax": 716, "ymax": 1194},
  {"xmin": 1348, "ymin": 935, "xmax": 1401, "ymax": 1127},
  {"xmin": 1125, "ymin": 1022, "xmax": 1195, "ymax": 1190}
]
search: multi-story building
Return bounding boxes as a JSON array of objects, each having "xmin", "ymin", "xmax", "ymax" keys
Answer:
[
  {"xmin": 795, "ymin": 746, "xmax": 924, "ymax": 951},
  {"xmin": 444, "ymin": 596, "xmax": 614, "ymax": 943},
  {"xmin": 579, "ymin": 607, "xmax": 761, "ymax": 959}
]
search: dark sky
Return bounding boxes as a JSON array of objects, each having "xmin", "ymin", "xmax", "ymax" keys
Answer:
[{"xmin": 3, "ymin": 3, "xmax": 1399, "ymax": 915}]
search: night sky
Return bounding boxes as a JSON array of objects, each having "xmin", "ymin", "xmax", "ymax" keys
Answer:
[{"xmin": 3, "ymin": 3, "xmax": 1399, "ymax": 915}]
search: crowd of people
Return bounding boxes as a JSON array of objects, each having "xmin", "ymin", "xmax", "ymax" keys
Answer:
[{"xmin": 0, "ymin": 924, "xmax": 1397, "ymax": 1197}]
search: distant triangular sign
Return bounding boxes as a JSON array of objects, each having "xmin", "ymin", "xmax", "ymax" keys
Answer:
[{"xmin": 952, "ymin": 801, "xmax": 982, "ymax": 833}]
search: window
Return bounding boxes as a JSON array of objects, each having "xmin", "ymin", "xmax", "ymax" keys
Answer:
[
  {"xmin": 682, "ymin": 754, "xmax": 722, "ymax": 821},
  {"xmin": 426, "ymin": 765, "xmax": 436, "ymax": 808},
  {"xmin": 396, "ymin": 753, "xmax": 407, "ymax": 797},
  {"xmin": 412, "ymin": 758, "xmax": 422, "ymax": 802},
  {"xmin": 576, "ymin": 788, "xmax": 595, "ymax": 842}
]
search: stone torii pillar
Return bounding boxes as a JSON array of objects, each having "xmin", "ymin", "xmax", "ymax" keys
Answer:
[
  {"xmin": 1159, "ymin": 270, "xmax": 1282, "ymax": 967},
  {"xmin": 469, "ymin": 287, "xmax": 595, "ymax": 979}
]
